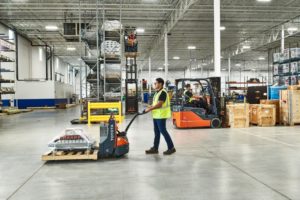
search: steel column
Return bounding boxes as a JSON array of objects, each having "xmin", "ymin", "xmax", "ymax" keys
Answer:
[
  {"xmin": 164, "ymin": 31, "xmax": 168, "ymax": 81},
  {"xmin": 214, "ymin": 0, "xmax": 221, "ymax": 77},
  {"xmin": 281, "ymin": 25, "xmax": 285, "ymax": 53},
  {"xmin": 148, "ymin": 56, "xmax": 152, "ymax": 94}
]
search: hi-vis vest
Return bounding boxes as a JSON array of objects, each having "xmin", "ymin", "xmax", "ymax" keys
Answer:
[
  {"xmin": 184, "ymin": 90, "xmax": 195, "ymax": 103},
  {"xmin": 152, "ymin": 89, "xmax": 171, "ymax": 119}
]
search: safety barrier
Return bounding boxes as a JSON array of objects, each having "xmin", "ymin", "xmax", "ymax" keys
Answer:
[{"xmin": 87, "ymin": 101, "xmax": 123, "ymax": 125}]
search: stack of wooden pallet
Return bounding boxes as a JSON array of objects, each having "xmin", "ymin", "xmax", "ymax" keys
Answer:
[
  {"xmin": 250, "ymin": 104, "xmax": 276, "ymax": 127},
  {"xmin": 280, "ymin": 89, "xmax": 300, "ymax": 126},
  {"xmin": 226, "ymin": 103, "xmax": 250, "ymax": 128}
]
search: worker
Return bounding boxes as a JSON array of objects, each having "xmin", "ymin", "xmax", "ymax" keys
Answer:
[
  {"xmin": 144, "ymin": 78, "xmax": 176, "ymax": 155},
  {"xmin": 184, "ymin": 84, "xmax": 209, "ymax": 110},
  {"xmin": 184, "ymin": 84, "xmax": 194, "ymax": 103}
]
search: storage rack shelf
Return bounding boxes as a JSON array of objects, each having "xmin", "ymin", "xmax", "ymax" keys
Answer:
[
  {"xmin": 272, "ymin": 48, "xmax": 300, "ymax": 86},
  {"xmin": 0, "ymin": 36, "xmax": 16, "ymax": 112}
]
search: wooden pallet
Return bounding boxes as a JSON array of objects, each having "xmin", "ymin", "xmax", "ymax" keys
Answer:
[
  {"xmin": 42, "ymin": 150, "xmax": 98, "ymax": 161},
  {"xmin": 124, "ymin": 52, "xmax": 140, "ymax": 58}
]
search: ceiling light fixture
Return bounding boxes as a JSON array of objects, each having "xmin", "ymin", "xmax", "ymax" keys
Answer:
[
  {"xmin": 256, "ymin": 0, "xmax": 272, "ymax": 2},
  {"xmin": 220, "ymin": 26, "xmax": 226, "ymax": 31},
  {"xmin": 258, "ymin": 57, "xmax": 265, "ymax": 60},
  {"xmin": 67, "ymin": 47, "xmax": 76, "ymax": 51},
  {"xmin": 287, "ymin": 27, "xmax": 298, "ymax": 32},
  {"xmin": 188, "ymin": 46, "xmax": 196, "ymax": 50},
  {"xmin": 136, "ymin": 28, "xmax": 145, "ymax": 33},
  {"xmin": 235, "ymin": 63, "xmax": 241, "ymax": 67},
  {"xmin": 173, "ymin": 56, "xmax": 180, "ymax": 60},
  {"xmin": 45, "ymin": 25, "xmax": 58, "ymax": 31},
  {"xmin": 242, "ymin": 45, "xmax": 251, "ymax": 49}
]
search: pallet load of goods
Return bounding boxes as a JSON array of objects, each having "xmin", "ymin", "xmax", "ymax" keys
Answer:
[
  {"xmin": 249, "ymin": 104, "xmax": 276, "ymax": 127},
  {"xmin": 42, "ymin": 128, "xmax": 97, "ymax": 161},
  {"xmin": 280, "ymin": 85, "xmax": 300, "ymax": 126},
  {"xmin": 226, "ymin": 103, "xmax": 250, "ymax": 128}
]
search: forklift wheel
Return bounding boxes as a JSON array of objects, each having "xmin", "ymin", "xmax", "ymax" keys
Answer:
[{"xmin": 211, "ymin": 118, "xmax": 221, "ymax": 128}]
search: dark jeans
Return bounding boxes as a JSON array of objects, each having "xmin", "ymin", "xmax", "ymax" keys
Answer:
[{"xmin": 153, "ymin": 119, "xmax": 174, "ymax": 150}]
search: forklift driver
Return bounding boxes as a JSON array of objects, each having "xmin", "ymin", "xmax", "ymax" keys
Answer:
[{"xmin": 184, "ymin": 84, "xmax": 208, "ymax": 110}]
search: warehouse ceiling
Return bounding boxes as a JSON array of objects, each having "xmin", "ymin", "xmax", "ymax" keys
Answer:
[{"xmin": 1, "ymin": 0, "xmax": 300, "ymax": 72}]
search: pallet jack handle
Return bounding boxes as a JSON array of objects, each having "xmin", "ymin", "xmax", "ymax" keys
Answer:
[{"xmin": 124, "ymin": 110, "xmax": 147, "ymax": 133}]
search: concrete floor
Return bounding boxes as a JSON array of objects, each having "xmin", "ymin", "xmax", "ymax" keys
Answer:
[{"xmin": 1, "ymin": 107, "xmax": 300, "ymax": 200}]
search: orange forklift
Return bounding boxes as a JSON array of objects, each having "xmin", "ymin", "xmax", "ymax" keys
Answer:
[{"xmin": 172, "ymin": 78, "xmax": 221, "ymax": 128}]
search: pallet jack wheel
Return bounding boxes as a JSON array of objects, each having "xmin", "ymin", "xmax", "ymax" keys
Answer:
[{"xmin": 211, "ymin": 118, "xmax": 221, "ymax": 128}]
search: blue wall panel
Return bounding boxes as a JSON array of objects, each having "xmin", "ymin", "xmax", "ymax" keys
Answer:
[{"xmin": 1, "ymin": 99, "xmax": 69, "ymax": 109}]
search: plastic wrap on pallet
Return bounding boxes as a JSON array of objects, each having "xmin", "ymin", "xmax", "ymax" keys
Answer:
[
  {"xmin": 100, "ymin": 64, "xmax": 121, "ymax": 79},
  {"xmin": 101, "ymin": 20, "xmax": 122, "ymax": 31},
  {"xmin": 48, "ymin": 128, "xmax": 96, "ymax": 151},
  {"xmin": 290, "ymin": 62, "xmax": 299, "ymax": 74},
  {"xmin": 101, "ymin": 40, "xmax": 120, "ymax": 57},
  {"xmin": 273, "ymin": 53, "xmax": 281, "ymax": 63},
  {"xmin": 290, "ymin": 48, "xmax": 300, "ymax": 59},
  {"xmin": 273, "ymin": 64, "xmax": 279, "ymax": 75}
]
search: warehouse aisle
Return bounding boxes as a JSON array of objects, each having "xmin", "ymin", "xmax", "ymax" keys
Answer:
[{"xmin": 1, "ymin": 108, "xmax": 300, "ymax": 200}]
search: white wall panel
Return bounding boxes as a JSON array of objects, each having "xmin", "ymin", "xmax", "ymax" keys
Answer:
[{"xmin": 15, "ymin": 81, "xmax": 55, "ymax": 99}]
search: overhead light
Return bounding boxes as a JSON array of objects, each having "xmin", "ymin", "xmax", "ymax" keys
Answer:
[
  {"xmin": 256, "ymin": 0, "xmax": 272, "ymax": 2},
  {"xmin": 202, "ymin": 63, "xmax": 207, "ymax": 66},
  {"xmin": 287, "ymin": 27, "xmax": 298, "ymax": 32},
  {"xmin": 188, "ymin": 46, "xmax": 196, "ymax": 50},
  {"xmin": 242, "ymin": 45, "xmax": 251, "ymax": 49},
  {"xmin": 8, "ymin": 30, "xmax": 14, "ymax": 40},
  {"xmin": 173, "ymin": 56, "xmax": 180, "ymax": 60},
  {"xmin": 67, "ymin": 47, "xmax": 76, "ymax": 51},
  {"xmin": 235, "ymin": 63, "xmax": 241, "ymax": 67},
  {"xmin": 222, "ymin": 68, "xmax": 227, "ymax": 71},
  {"xmin": 45, "ymin": 25, "xmax": 58, "ymax": 31},
  {"xmin": 158, "ymin": 67, "xmax": 163, "ymax": 70},
  {"xmin": 252, "ymin": 69, "xmax": 256, "ymax": 71},
  {"xmin": 136, "ymin": 28, "xmax": 145, "ymax": 33},
  {"xmin": 258, "ymin": 57, "xmax": 265, "ymax": 60},
  {"xmin": 220, "ymin": 26, "xmax": 226, "ymax": 31}
]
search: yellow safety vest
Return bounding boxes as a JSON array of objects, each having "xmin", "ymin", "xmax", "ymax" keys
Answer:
[
  {"xmin": 152, "ymin": 88, "xmax": 171, "ymax": 119},
  {"xmin": 184, "ymin": 90, "xmax": 195, "ymax": 103}
]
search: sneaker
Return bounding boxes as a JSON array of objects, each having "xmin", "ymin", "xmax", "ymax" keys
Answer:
[
  {"xmin": 145, "ymin": 147, "xmax": 159, "ymax": 154},
  {"xmin": 163, "ymin": 148, "xmax": 176, "ymax": 155}
]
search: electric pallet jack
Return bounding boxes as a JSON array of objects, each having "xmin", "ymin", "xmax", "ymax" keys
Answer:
[
  {"xmin": 98, "ymin": 111, "xmax": 145, "ymax": 157},
  {"xmin": 172, "ymin": 78, "xmax": 221, "ymax": 129}
]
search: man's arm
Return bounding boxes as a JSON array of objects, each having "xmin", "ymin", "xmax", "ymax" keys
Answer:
[
  {"xmin": 145, "ymin": 101, "xmax": 164, "ymax": 113},
  {"xmin": 145, "ymin": 91, "xmax": 167, "ymax": 113}
]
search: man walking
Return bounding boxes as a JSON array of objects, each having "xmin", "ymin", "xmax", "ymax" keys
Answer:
[{"xmin": 145, "ymin": 78, "xmax": 176, "ymax": 155}]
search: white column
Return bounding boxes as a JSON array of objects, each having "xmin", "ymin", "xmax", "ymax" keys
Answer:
[
  {"xmin": 228, "ymin": 56, "xmax": 231, "ymax": 81},
  {"xmin": 148, "ymin": 57, "xmax": 152, "ymax": 94},
  {"xmin": 164, "ymin": 31, "xmax": 168, "ymax": 82},
  {"xmin": 281, "ymin": 25, "xmax": 285, "ymax": 53},
  {"xmin": 214, "ymin": 0, "xmax": 221, "ymax": 77}
]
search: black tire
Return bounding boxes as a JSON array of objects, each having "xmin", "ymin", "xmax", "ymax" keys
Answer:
[{"xmin": 211, "ymin": 118, "xmax": 221, "ymax": 128}]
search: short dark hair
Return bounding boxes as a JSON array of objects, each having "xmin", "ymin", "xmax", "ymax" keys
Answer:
[
  {"xmin": 156, "ymin": 78, "xmax": 164, "ymax": 86},
  {"xmin": 186, "ymin": 84, "xmax": 191, "ymax": 88}
]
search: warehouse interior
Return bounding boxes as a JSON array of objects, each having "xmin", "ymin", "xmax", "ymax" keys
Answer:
[{"xmin": 1, "ymin": 0, "xmax": 300, "ymax": 199}]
